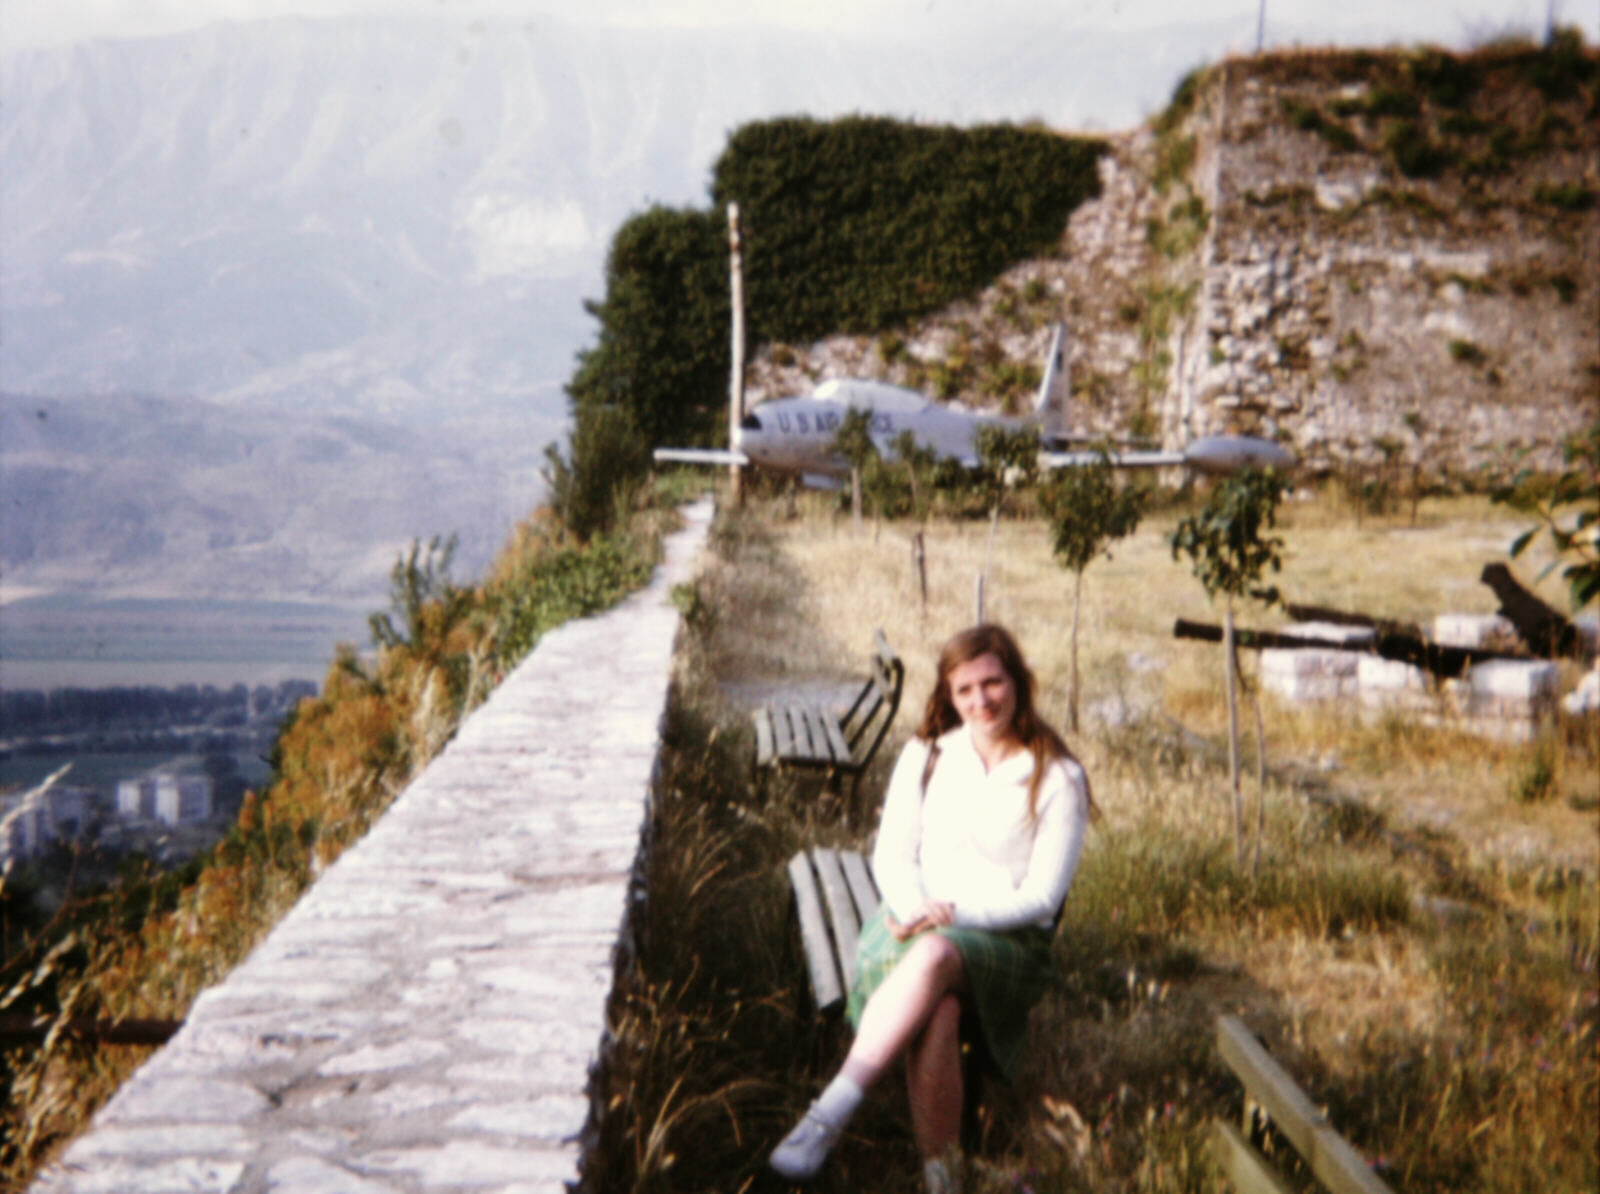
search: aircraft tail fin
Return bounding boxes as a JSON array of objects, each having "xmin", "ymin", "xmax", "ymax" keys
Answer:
[{"xmin": 1033, "ymin": 322, "xmax": 1070, "ymax": 439}]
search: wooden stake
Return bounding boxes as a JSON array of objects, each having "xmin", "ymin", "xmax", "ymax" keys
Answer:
[
  {"xmin": 1224, "ymin": 598, "xmax": 1244, "ymax": 868},
  {"xmin": 728, "ymin": 203, "xmax": 745, "ymax": 508}
]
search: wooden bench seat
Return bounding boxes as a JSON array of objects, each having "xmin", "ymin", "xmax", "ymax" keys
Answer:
[
  {"xmin": 786, "ymin": 846, "xmax": 881, "ymax": 1012},
  {"xmin": 753, "ymin": 628, "xmax": 903, "ymax": 801}
]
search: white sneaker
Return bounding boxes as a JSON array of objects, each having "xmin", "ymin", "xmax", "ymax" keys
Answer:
[{"xmin": 769, "ymin": 1109, "xmax": 843, "ymax": 1181}]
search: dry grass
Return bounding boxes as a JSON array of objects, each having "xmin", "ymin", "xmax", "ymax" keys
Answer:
[
  {"xmin": 733, "ymin": 489, "xmax": 1596, "ymax": 871},
  {"xmin": 594, "ymin": 482, "xmax": 1598, "ymax": 1194}
]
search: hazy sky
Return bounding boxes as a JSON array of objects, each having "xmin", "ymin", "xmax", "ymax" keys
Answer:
[{"xmin": 4, "ymin": 0, "xmax": 1592, "ymax": 52}]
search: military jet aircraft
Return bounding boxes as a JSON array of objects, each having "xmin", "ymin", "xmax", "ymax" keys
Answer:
[{"xmin": 654, "ymin": 324, "xmax": 1293, "ymax": 485}]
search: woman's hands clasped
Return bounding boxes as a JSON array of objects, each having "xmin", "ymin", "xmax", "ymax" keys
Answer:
[{"xmin": 886, "ymin": 899, "xmax": 955, "ymax": 941}]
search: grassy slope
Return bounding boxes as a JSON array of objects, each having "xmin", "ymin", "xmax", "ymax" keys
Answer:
[
  {"xmin": 0, "ymin": 486, "xmax": 692, "ymax": 1187},
  {"xmin": 597, "ymin": 488, "xmax": 1597, "ymax": 1194}
]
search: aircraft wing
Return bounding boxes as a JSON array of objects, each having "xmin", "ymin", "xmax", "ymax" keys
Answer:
[
  {"xmin": 1040, "ymin": 436, "xmax": 1294, "ymax": 474},
  {"xmin": 1040, "ymin": 449, "xmax": 1184, "ymax": 470},
  {"xmin": 653, "ymin": 447, "xmax": 751, "ymax": 466}
]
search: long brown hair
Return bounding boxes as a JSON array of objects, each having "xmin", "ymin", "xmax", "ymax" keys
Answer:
[{"xmin": 917, "ymin": 623, "xmax": 1096, "ymax": 822}]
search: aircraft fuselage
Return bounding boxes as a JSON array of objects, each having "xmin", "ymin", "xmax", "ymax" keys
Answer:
[{"xmin": 737, "ymin": 382, "xmax": 1002, "ymax": 477}]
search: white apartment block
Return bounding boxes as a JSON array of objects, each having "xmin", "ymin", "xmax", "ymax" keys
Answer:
[
  {"xmin": 116, "ymin": 770, "xmax": 213, "ymax": 827},
  {"xmin": 156, "ymin": 774, "xmax": 212, "ymax": 826}
]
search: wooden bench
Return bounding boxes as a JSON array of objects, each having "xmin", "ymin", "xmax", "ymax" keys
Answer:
[
  {"xmin": 786, "ymin": 846, "xmax": 881, "ymax": 1012},
  {"xmin": 1212, "ymin": 1015, "xmax": 1395, "ymax": 1194},
  {"xmin": 753, "ymin": 628, "xmax": 904, "ymax": 801}
]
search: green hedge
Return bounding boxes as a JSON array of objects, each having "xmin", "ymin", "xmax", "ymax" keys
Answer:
[{"xmin": 712, "ymin": 117, "xmax": 1105, "ymax": 345}]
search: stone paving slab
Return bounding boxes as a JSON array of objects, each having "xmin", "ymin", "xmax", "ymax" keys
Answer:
[{"xmin": 32, "ymin": 499, "xmax": 712, "ymax": 1194}]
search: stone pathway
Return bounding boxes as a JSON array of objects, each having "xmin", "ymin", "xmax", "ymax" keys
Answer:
[{"xmin": 32, "ymin": 498, "xmax": 713, "ymax": 1194}]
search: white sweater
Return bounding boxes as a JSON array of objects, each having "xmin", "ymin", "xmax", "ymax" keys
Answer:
[{"xmin": 872, "ymin": 725, "xmax": 1089, "ymax": 932}]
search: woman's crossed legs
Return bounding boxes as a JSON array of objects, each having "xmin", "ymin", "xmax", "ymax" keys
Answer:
[{"xmin": 772, "ymin": 931, "xmax": 968, "ymax": 1180}]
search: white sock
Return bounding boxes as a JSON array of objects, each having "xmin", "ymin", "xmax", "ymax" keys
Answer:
[
  {"xmin": 812, "ymin": 1073, "xmax": 865, "ymax": 1126},
  {"xmin": 924, "ymin": 1156, "xmax": 962, "ymax": 1194}
]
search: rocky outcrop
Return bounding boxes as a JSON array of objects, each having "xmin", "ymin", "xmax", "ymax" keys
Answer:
[{"xmin": 747, "ymin": 45, "xmax": 1599, "ymax": 479}]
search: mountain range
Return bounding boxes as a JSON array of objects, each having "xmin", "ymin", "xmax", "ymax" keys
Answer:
[{"xmin": 1, "ymin": 12, "xmax": 1291, "ymax": 598}]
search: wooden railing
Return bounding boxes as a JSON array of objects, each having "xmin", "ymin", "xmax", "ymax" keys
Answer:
[{"xmin": 1212, "ymin": 1015, "xmax": 1396, "ymax": 1194}]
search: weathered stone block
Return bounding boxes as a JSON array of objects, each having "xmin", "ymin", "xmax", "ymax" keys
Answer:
[
  {"xmin": 1432, "ymin": 613, "xmax": 1520, "ymax": 651},
  {"xmin": 1466, "ymin": 659, "xmax": 1559, "ymax": 702},
  {"xmin": 1262, "ymin": 647, "xmax": 1359, "ymax": 702},
  {"xmin": 1358, "ymin": 656, "xmax": 1432, "ymax": 710},
  {"xmin": 1358, "ymin": 656, "xmax": 1428, "ymax": 692},
  {"xmin": 1564, "ymin": 666, "xmax": 1600, "ymax": 716}
]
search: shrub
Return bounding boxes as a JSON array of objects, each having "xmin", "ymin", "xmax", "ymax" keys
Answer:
[
  {"xmin": 712, "ymin": 117, "xmax": 1105, "ymax": 346},
  {"xmin": 1534, "ymin": 181, "xmax": 1597, "ymax": 211},
  {"xmin": 1154, "ymin": 65, "xmax": 1206, "ymax": 136},
  {"xmin": 1512, "ymin": 742, "xmax": 1557, "ymax": 804},
  {"xmin": 1384, "ymin": 120, "xmax": 1452, "ymax": 178},
  {"xmin": 1410, "ymin": 49, "xmax": 1482, "ymax": 107},
  {"xmin": 1365, "ymin": 85, "xmax": 1421, "ymax": 119},
  {"xmin": 541, "ymin": 402, "xmax": 652, "ymax": 542},
  {"xmin": 1153, "ymin": 133, "xmax": 1196, "ymax": 193}
]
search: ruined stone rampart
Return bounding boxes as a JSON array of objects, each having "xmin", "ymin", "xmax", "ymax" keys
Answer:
[
  {"xmin": 746, "ymin": 45, "xmax": 1598, "ymax": 479},
  {"xmin": 1172, "ymin": 48, "xmax": 1599, "ymax": 477}
]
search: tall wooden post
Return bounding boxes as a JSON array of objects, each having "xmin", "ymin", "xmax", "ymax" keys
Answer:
[{"xmin": 728, "ymin": 203, "xmax": 746, "ymax": 508}]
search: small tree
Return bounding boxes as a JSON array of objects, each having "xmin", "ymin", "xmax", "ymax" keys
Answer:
[
  {"xmin": 369, "ymin": 534, "xmax": 468, "ymax": 659},
  {"xmin": 1493, "ymin": 418, "xmax": 1600, "ymax": 613},
  {"xmin": 1170, "ymin": 468, "xmax": 1287, "ymax": 870},
  {"xmin": 541, "ymin": 403, "xmax": 651, "ymax": 542},
  {"xmin": 1040, "ymin": 453, "xmax": 1149, "ymax": 732},
  {"xmin": 833, "ymin": 407, "xmax": 877, "ymax": 527},
  {"xmin": 889, "ymin": 429, "xmax": 938, "ymax": 524},
  {"xmin": 975, "ymin": 424, "xmax": 1041, "ymax": 617}
]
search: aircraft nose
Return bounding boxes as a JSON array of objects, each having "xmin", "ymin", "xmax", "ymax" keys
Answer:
[{"xmin": 737, "ymin": 412, "xmax": 763, "ymax": 447}]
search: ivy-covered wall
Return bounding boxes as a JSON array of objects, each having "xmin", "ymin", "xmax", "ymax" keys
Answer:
[{"xmin": 712, "ymin": 117, "xmax": 1105, "ymax": 345}]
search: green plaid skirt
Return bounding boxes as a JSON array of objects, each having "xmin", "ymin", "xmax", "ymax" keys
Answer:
[{"xmin": 845, "ymin": 905, "xmax": 1053, "ymax": 1082}]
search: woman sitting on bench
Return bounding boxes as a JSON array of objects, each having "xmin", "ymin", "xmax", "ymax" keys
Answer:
[{"xmin": 770, "ymin": 623, "xmax": 1093, "ymax": 1192}]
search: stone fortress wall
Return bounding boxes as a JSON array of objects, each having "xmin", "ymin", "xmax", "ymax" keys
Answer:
[{"xmin": 1164, "ymin": 49, "xmax": 1598, "ymax": 476}]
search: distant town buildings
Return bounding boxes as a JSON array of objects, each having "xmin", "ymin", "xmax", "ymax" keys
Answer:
[
  {"xmin": 0, "ymin": 783, "xmax": 94, "ymax": 864},
  {"xmin": 1, "ymin": 762, "xmax": 220, "ymax": 866}
]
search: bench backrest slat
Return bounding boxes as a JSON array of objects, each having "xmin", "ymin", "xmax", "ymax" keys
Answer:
[
  {"xmin": 843, "ymin": 639, "xmax": 904, "ymax": 769},
  {"xmin": 1216, "ymin": 1016, "xmax": 1325, "ymax": 1160},
  {"xmin": 814, "ymin": 706, "xmax": 852, "ymax": 764},
  {"xmin": 787, "ymin": 853, "xmax": 845, "ymax": 1009},
  {"xmin": 873, "ymin": 627, "xmax": 897, "ymax": 673}
]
